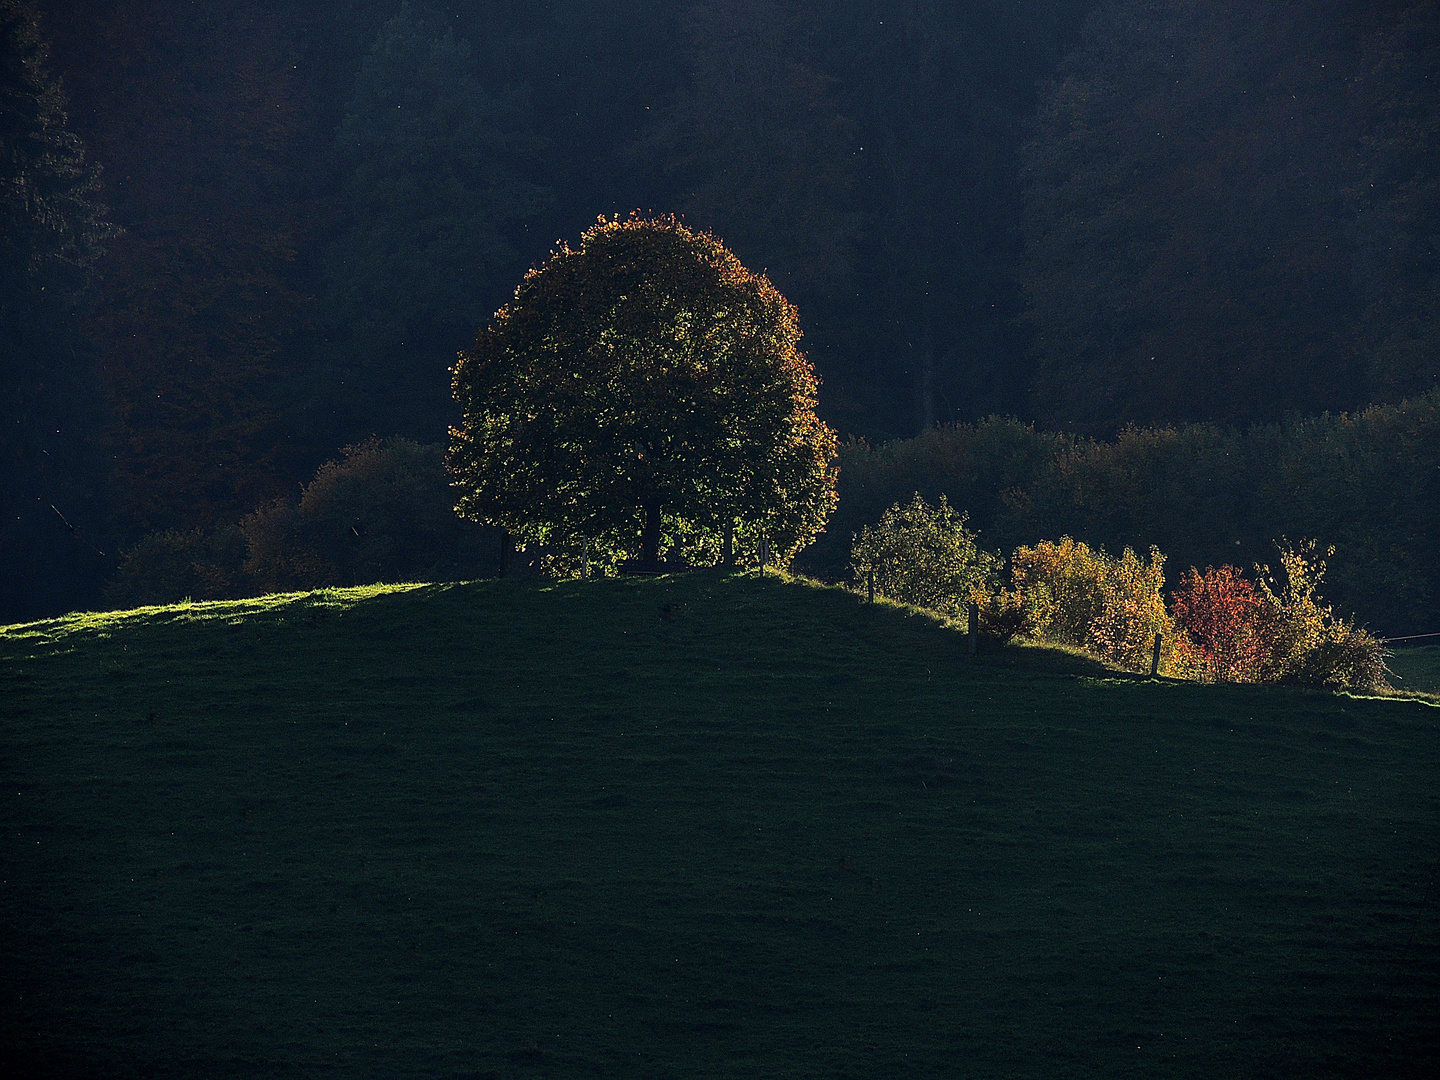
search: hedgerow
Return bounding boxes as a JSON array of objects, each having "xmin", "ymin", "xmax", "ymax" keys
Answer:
[
  {"xmin": 848, "ymin": 501, "xmax": 1388, "ymax": 691},
  {"xmin": 806, "ymin": 392, "xmax": 1440, "ymax": 636}
]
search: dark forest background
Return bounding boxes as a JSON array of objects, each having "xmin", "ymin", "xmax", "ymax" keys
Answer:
[{"xmin": 4, "ymin": 0, "xmax": 1438, "ymax": 626}]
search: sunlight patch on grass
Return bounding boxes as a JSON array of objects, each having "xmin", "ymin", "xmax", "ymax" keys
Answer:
[{"xmin": 0, "ymin": 581, "xmax": 437, "ymax": 645}]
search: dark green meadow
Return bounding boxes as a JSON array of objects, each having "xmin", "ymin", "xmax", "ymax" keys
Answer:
[
  {"xmin": 1389, "ymin": 645, "xmax": 1440, "ymax": 695},
  {"xmin": 2, "ymin": 572, "xmax": 1437, "ymax": 1079}
]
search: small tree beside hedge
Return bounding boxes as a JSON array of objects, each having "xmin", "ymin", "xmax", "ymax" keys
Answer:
[
  {"xmin": 243, "ymin": 438, "xmax": 493, "ymax": 591},
  {"xmin": 849, "ymin": 494, "xmax": 999, "ymax": 618},
  {"xmin": 103, "ymin": 526, "xmax": 248, "ymax": 609}
]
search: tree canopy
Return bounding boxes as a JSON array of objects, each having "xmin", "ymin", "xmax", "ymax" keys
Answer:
[{"xmin": 449, "ymin": 214, "xmax": 838, "ymax": 568}]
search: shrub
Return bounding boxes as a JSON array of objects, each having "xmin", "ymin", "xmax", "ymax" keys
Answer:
[
  {"xmin": 1171, "ymin": 565, "xmax": 1268, "ymax": 682},
  {"xmin": 243, "ymin": 438, "xmax": 494, "ymax": 591},
  {"xmin": 1253, "ymin": 540, "xmax": 1389, "ymax": 691},
  {"xmin": 1011, "ymin": 537, "xmax": 1105, "ymax": 647},
  {"xmin": 972, "ymin": 585, "xmax": 1052, "ymax": 644},
  {"xmin": 103, "ymin": 525, "xmax": 249, "ymax": 609},
  {"xmin": 849, "ymin": 494, "xmax": 1000, "ymax": 618},
  {"xmin": 1296, "ymin": 622, "xmax": 1391, "ymax": 693},
  {"xmin": 1011, "ymin": 537, "xmax": 1172, "ymax": 671}
]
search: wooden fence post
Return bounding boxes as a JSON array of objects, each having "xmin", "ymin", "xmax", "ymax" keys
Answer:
[
  {"xmin": 759, "ymin": 537, "xmax": 769, "ymax": 576},
  {"xmin": 1150, "ymin": 632, "xmax": 1163, "ymax": 677},
  {"xmin": 968, "ymin": 602, "xmax": 979, "ymax": 656},
  {"xmin": 582, "ymin": 540, "xmax": 589, "ymax": 580},
  {"xmin": 867, "ymin": 567, "xmax": 875, "ymax": 604},
  {"xmin": 723, "ymin": 521, "xmax": 734, "ymax": 567}
]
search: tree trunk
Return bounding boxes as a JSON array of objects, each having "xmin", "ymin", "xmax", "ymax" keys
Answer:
[
  {"xmin": 499, "ymin": 529, "xmax": 512, "ymax": 577},
  {"xmin": 641, "ymin": 503, "xmax": 661, "ymax": 566}
]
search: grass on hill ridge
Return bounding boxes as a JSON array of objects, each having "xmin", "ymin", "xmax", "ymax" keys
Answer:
[
  {"xmin": 2, "ymin": 570, "xmax": 1437, "ymax": 1079},
  {"xmin": 1388, "ymin": 644, "xmax": 1440, "ymax": 694}
]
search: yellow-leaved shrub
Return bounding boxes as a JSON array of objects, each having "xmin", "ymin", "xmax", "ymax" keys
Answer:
[{"xmin": 1011, "ymin": 537, "xmax": 1174, "ymax": 672}]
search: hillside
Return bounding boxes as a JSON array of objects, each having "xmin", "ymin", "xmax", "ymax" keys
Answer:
[
  {"xmin": 1390, "ymin": 645, "xmax": 1440, "ymax": 695},
  {"xmin": 2, "ymin": 571, "xmax": 1437, "ymax": 1078}
]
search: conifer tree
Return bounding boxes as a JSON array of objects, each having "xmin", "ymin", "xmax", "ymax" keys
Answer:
[
  {"xmin": 0, "ymin": 0, "xmax": 118, "ymax": 620},
  {"xmin": 661, "ymin": 0, "xmax": 858, "ymax": 313},
  {"xmin": 68, "ymin": 0, "xmax": 313, "ymax": 537},
  {"xmin": 0, "ymin": 0, "xmax": 112, "ymax": 309},
  {"xmin": 1021, "ymin": 0, "xmax": 1439, "ymax": 431}
]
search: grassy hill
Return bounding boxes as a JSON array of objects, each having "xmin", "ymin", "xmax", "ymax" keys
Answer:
[
  {"xmin": 1389, "ymin": 644, "xmax": 1440, "ymax": 695},
  {"xmin": 2, "ymin": 571, "xmax": 1437, "ymax": 1079}
]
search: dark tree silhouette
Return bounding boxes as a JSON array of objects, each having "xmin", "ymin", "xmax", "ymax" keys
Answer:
[
  {"xmin": 1022, "ymin": 0, "xmax": 1440, "ymax": 432},
  {"xmin": 61, "ymin": 0, "xmax": 314, "ymax": 537},
  {"xmin": 0, "ymin": 0, "xmax": 118, "ymax": 620},
  {"xmin": 1351, "ymin": 0, "xmax": 1440, "ymax": 405},
  {"xmin": 320, "ymin": 1, "xmax": 550, "ymax": 444},
  {"xmin": 658, "ymin": 0, "xmax": 858, "ymax": 313}
]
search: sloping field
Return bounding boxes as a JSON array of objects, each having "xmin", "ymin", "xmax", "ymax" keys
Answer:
[
  {"xmin": 2, "ymin": 572, "xmax": 1436, "ymax": 1078},
  {"xmin": 1389, "ymin": 644, "xmax": 1440, "ymax": 694}
]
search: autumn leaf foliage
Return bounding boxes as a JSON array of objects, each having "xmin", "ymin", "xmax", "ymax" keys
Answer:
[
  {"xmin": 1010, "ymin": 537, "xmax": 1173, "ymax": 672},
  {"xmin": 449, "ymin": 213, "xmax": 838, "ymax": 566},
  {"xmin": 1171, "ymin": 565, "xmax": 1268, "ymax": 682},
  {"xmin": 1171, "ymin": 545, "xmax": 1388, "ymax": 691}
]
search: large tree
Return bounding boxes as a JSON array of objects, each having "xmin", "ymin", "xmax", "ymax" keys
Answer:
[
  {"xmin": 0, "ymin": 0, "xmax": 118, "ymax": 620},
  {"xmin": 449, "ymin": 214, "xmax": 838, "ymax": 568}
]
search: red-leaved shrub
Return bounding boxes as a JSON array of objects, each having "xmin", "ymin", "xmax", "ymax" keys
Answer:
[
  {"xmin": 1172, "ymin": 545, "xmax": 1389, "ymax": 691},
  {"xmin": 1171, "ymin": 565, "xmax": 1267, "ymax": 682}
]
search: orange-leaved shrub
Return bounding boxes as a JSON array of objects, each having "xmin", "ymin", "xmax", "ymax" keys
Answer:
[{"xmin": 1010, "ymin": 537, "xmax": 1174, "ymax": 671}]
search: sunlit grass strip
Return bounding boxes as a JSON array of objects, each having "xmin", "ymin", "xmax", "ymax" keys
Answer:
[{"xmin": 0, "ymin": 581, "xmax": 438, "ymax": 643}]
